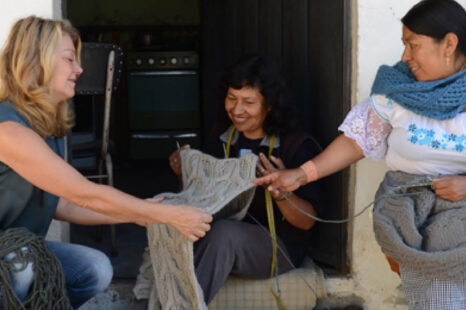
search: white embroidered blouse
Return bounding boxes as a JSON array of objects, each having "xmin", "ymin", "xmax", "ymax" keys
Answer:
[{"xmin": 338, "ymin": 95, "xmax": 466, "ymax": 176}]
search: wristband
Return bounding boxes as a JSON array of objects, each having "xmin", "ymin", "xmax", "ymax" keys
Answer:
[
  {"xmin": 276, "ymin": 192, "xmax": 292, "ymax": 202},
  {"xmin": 299, "ymin": 160, "xmax": 319, "ymax": 183}
]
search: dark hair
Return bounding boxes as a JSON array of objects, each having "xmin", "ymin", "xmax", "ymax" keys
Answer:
[
  {"xmin": 402, "ymin": 0, "xmax": 466, "ymax": 55},
  {"xmin": 219, "ymin": 54, "xmax": 299, "ymax": 136}
]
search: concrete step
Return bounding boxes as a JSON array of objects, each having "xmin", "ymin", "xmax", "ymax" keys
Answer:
[{"xmin": 78, "ymin": 279, "xmax": 137, "ymax": 310}]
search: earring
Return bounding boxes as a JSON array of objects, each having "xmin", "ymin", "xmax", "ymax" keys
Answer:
[{"xmin": 446, "ymin": 56, "xmax": 451, "ymax": 66}]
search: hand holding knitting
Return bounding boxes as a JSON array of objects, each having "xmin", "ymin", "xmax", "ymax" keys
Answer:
[
  {"xmin": 165, "ymin": 204, "xmax": 212, "ymax": 242},
  {"xmin": 169, "ymin": 144, "xmax": 190, "ymax": 176},
  {"xmin": 432, "ymin": 175, "xmax": 466, "ymax": 202},
  {"xmin": 253, "ymin": 167, "xmax": 307, "ymax": 196}
]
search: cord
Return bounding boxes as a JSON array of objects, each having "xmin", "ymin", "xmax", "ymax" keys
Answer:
[
  {"xmin": 278, "ymin": 180, "xmax": 433, "ymax": 224},
  {"xmin": 248, "ymin": 177, "xmax": 434, "ymax": 309}
]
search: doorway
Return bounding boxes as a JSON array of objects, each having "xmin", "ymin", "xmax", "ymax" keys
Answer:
[{"xmin": 64, "ymin": 0, "xmax": 352, "ymax": 277}]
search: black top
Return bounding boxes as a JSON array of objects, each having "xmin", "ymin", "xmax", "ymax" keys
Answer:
[{"xmin": 204, "ymin": 124, "xmax": 323, "ymax": 267}]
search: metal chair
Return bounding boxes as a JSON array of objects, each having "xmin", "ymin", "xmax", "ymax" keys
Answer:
[{"xmin": 70, "ymin": 42, "xmax": 123, "ymax": 256}]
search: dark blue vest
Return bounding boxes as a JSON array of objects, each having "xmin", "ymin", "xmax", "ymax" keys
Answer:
[{"xmin": 0, "ymin": 100, "xmax": 64, "ymax": 236}]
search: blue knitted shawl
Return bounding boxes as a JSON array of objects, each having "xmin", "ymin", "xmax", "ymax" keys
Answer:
[{"xmin": 371, "ymin": 61, "xmax": 466, "ymax": 120}]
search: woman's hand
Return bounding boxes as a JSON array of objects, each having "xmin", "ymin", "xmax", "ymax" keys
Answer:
[
  {"xmin": 253, "ymin": 168, "xmax": 308, "ymax": 196},
  {"xmin": 256, "ymin": 153, "xmax": 289, "ymax": 199},
  {"xmin": 164, "ymin": 204, "xmax": 213, "ymax": 242},
  {"xmin": 432, "ymin": 175, "xmax": 466, "ymax": 202},
  {"xmin": 169, "ymin": 144, "xmax": 190, "ymax": 176}
]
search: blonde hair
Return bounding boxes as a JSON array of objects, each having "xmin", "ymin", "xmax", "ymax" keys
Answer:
[{"xmin": 0, "ymin": 16, "xmax": 81, "ymax": 138}]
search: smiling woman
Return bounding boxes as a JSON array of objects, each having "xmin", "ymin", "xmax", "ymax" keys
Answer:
[
  {"xmin": 253, "ymin": 0, "xmax": 466, "ymax": 308},
  {"xmin": 0, "ymin": 15, "xmax": 211, "ymax": 308},
  {"xmin": 165, "ymin": 54, "xmax": 323, "ymax": 305},
  {"xmin": 50, "ymin": 34, "xmax": 83, "ymax": 103},
  {"xmin": 401, "ymin": 26, "xmax": 462, "ymax": 81},
  {"xmin": 224, "ymin": 86, "xmax": 268, "ymax": 139}
]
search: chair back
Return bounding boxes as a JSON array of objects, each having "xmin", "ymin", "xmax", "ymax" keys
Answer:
[
  {"xmin": 70, "ymin": 42, "xmax": 123, "ymax": 172},
  {"xmin": 76, "ymin": 42, "xmax": 123, "ymax": 95}
]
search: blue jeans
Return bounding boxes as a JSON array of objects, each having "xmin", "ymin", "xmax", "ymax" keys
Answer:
[{"xmin": 2, "ymin": 241, "xmax": 113, "ymax": 309}]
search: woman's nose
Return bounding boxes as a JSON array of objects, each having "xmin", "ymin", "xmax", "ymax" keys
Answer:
[
  {"xmin": 232, "ymin": 101, "xmax": 244, "ymax": 113},
  {"xmin": 74, "ymin": 62, "xmax": 83, "ymax": 75},
  {"xmin": 401, "ymin": 47, "xmax": 410, "ymax": 62}
]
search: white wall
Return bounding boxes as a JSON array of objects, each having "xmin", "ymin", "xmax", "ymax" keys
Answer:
[
  {"xmin": 339, "ymin": 0, "xmax": 466, "ymax": 309},
  {"xmin": 0, "ymin": 0, "xmax": 66, "ymax": 241},
  {"xmin": 0, "ymin": 0, "xmax": 62, "ymax": 47}
]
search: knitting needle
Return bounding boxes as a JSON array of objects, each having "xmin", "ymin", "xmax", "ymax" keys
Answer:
[
  {"xmin": 176, "ymin": 141, "xmax": 181, "ymax": 150},
  {"xmin": 223, "ymin": 143, "xmax": 228, "ymax": 159}
]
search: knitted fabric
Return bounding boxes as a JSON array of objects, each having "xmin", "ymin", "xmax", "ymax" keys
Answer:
[
  {"xmin": 371, "ymin": 61, "xmax": 466, "ymax": 120},
  {"xmin": 373, "ymin": 171, "xmax": 466, "ymax": 281},
  {"xmin": 146, "ymin": 149, "xmax": 258, "ymax": 310}
]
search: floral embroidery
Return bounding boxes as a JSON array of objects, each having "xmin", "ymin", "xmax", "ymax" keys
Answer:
[
  {"xmin": 448, "ymin": 134, "xmax": 457, "ymax": 141},
  {"xmin": 407, "ymin": 123, "xmax": 465, "ymax": 152},
  {"xmin": 431, "ymin": 140, "xmax": 440, "ymax": 149}
]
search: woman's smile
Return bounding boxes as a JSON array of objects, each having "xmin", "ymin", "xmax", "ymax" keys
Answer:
[{"xmin": 224, "ymin": 86, "xmax": 268, "ymax": 139}]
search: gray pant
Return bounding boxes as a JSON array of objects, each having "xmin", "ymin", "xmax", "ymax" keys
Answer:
[{"xmin": 194, "ymin": 219, "xmax": 294, "ymax": 304}]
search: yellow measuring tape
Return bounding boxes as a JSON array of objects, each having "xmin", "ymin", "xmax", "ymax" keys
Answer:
[{"xmin": 226, "ymin": 127, "xmax": 285, "ymax": 310}]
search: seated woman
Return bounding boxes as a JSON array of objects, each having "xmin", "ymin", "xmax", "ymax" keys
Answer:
[{"xmin": 169, "ymin": 54, "xmax": 323, "ymax": 304}]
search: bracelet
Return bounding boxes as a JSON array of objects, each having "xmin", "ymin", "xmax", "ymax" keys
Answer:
[
  {"xmin": 275, "ymin": 192, "xmax": 292, "ymax": 202},
  {"xmin": 300, "ymin": 160, "xmax": 319, "ymax": 183}
]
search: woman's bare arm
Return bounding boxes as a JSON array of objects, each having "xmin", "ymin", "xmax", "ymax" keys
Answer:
[
  {"xmin": 0, "ymin": 122, "xmax": 212, "ymax": 241},
  {"xmin": 254, "ymin": 134, "xmax": 364, "ymax": 193}
]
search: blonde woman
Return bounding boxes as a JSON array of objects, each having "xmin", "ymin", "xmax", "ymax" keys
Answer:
[{"xmin": 0, "ymin": 16, "xmax": 211, "ymax": 308}]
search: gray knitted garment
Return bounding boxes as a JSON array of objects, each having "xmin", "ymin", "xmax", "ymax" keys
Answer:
[
  {"xmin": 373, "ymin": 170, "xmax": 466, "ymax": 281},
  {"xmin": 146, "ymin": 149, "xmax": 258, "ymax": 310}
]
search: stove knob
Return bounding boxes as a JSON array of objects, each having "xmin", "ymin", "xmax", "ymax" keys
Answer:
[
  {"xmin": 148, "ymin": 58, "xmax": 155, "ymax": 65},
  {"xmin": 135, "ymin": 59, "xmax": 142, "ymax": 66},
  {"xmin": 183, "ymin": 57, "xmax": 190, "ymax": 64},
  {"xmin": 159, "ymin": 58, "xmax": 167, "ymax": 65},
  {"xmin": 170, "ymin": 57, "xmax": 178, "ymax": 65}
]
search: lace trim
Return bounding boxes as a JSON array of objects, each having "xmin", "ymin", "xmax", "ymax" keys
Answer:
[{"xmin": 338, "ymin": 98, "xmax": 392, "ymax": 160}]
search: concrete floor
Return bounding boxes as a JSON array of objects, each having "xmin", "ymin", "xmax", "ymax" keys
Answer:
[{"xmin": 78, "ymin": 280, "xmax": 135, "ymax": 310}]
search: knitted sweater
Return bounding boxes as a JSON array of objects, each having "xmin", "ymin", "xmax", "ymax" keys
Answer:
[
  {"xmin": 146, "ymin": 149, "xmax": 258, "ymax": 310},
  {"xmin": 373, "ymin": 170, "xmax": 466, "ymax": 281}
]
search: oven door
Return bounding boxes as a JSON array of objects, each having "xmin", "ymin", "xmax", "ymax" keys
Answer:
[
  {"xmin": 128, "ymin": 70, "xmax": 201, "ymax": 159},
  {"xmin": 129, "ymin": 70, "xmax": 199, "ymax": 130}
]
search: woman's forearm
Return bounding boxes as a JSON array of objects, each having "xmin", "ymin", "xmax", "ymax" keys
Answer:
[
  {"xmin": 0, "ymin": 123, "xmax": 211, "ymax": 241},
  {"xmin": 275, "ymin": 193, "xmax": 316, "ymax": 230},
  {"xmin": 253, "ymin": 134, "xmax": 365, "ymax": 193},
  {"xmin": 311, "ymin": 133, "xmax": 364, "ymax": 180},
  {"xmin": 55, "ymin": 198, "xmax": 128, "ymax": 225},
  {"xmin": 67, "ymin": 180, "xmax": 171, "ymax": 225}
]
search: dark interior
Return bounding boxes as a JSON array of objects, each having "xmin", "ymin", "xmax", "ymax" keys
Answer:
[{"xmin": 64, "ymin": 0, "xmax": 353, "ymax": 278}]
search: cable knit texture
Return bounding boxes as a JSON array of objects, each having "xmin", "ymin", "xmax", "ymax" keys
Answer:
[
  {"xmin": 145, "ymin": 149, "xmax": 258, "ymax": 310},
  {"xmin": 373, "ymin": 171, "xmax": 466, "ymax": 281},
  {"xmin": 371, "ymin": 61, "xmax": 466, "ymax": 120}
]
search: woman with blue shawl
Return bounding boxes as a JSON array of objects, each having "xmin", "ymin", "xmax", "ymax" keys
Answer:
[{"xmin": 255, "ymin": 0, "xmax": 466, "ymax": 308}]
